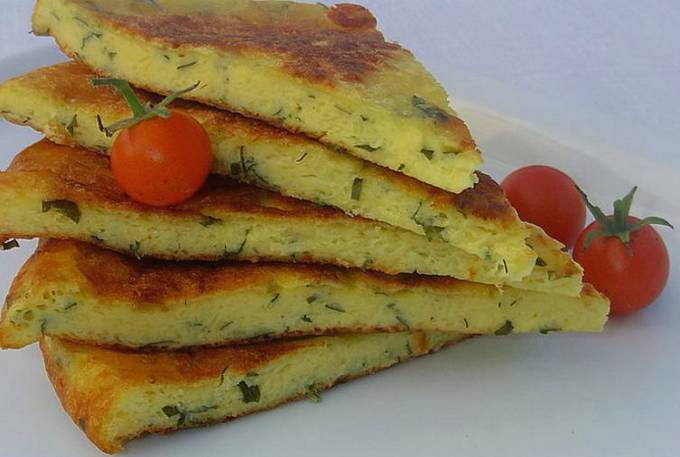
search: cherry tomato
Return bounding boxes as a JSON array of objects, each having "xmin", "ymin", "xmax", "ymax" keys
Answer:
[
  {"xmin": 111, "ymin": 111, "xmax": 213, "ymax": 207},
  {"xmin": 501, "ymin": 165, "xmax": 586, "ymax": 249},
  {"xmin": 573, "ymin": 188, "xmax": 672, "ymax": 315}
]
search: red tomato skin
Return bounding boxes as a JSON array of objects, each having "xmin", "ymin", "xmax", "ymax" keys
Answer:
[
  {"xmin": 573, "ymin": 217, "xmax": 670, "ymax": 315},
  {"xmin": 111, "ymin": 111, "xmax": 213, "ymax": 207},
  {"xmin": 501, "ymin": 166, "xmax": 586, "ymax": 249}
]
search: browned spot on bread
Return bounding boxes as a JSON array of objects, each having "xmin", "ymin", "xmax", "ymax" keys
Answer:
[
  {"xmin": 88, "ymin": 1, "xmax": 404, "ymax": 84},
  {"xmin": 328, "ymin": 4, "xmax": 377, "ymax": 29},
  {"xmin": 23, "ymin": 239, "xmax": 474, "ymax": 308}
]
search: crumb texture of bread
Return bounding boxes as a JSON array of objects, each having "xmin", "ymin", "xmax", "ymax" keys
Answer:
[
  {"xmin": 0, "ymin": 240, "xmax": 609, "ymax": 349},
  {"xmin": 0, "ymin": 140, "xmax": 584, "ymax": 294},
  {"xmin": 0, "ymin": 61, "xmax": 541, "ymax": 277},
  {"xmin": 32, "ymin": 0, "xmax": 483, "ymax": 193},
  {"xmin": 41, "ymin": 332, "xmax": 465, "ymax": 453}
]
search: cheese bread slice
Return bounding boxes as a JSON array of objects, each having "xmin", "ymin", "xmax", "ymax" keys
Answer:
[
  {"xmin": 40, "ymin": 332, "xmax": 466, "ymax": 454},
  {"xmin": 0, "ymin": 61, "xmax": 532, "ymax": 277},
  {"xmin": 32, "ymin": 0, "xmax": 483, "ymax": 193},
  {"xmin": 0, "ymin": 240, "xmax": 609, "ymax": 350},
  {"xmin": 0, "ymin": 140, "xmax": 583, "ymax": 295}
]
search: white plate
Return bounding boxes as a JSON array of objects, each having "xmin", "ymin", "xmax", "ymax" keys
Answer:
[{"xmin": 1, "ymin": 47, "xmax": 678, "ymax": 457}]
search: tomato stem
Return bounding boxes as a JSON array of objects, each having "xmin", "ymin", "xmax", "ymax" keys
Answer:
[
  {"xmin": 576, "ymin": 186, "xmax": 673, "ymax": 249},
  {"xmin": 91, "ymin": 78, "xmax": 200, "ymax": 137}
]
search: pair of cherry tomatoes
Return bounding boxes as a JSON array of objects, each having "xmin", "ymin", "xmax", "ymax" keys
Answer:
[{"xmin": 502, "ymin": 166, "xmax": 672, "ymax": 315}]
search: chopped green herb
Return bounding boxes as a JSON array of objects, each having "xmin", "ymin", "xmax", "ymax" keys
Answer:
[
  {"xmin": 398, "ymin": 164, "xmax": 406, "ymax": 171},
  {"xmin": 220, "ymin": 321, "xmax": 234, "ymax": 331},
  {"xmin": 273, "ymin": 108, "xmax": 285, "ymax": 118},
  {"xmin": 535, "ymin": 257, "xmax": 547, "ymax": 267},
  {"xmin": 362, "ymin": 257, "xmax": 374, "ymax": 268},
  {"xmin": 107, "ymin": 51, "xmax": 117, "ymax": 60},
  {"xmin": 360, "ymin": 114, "xmax": 369, "ymax": 122},
  {"xmin": 237, "ymin": 381, "xmax": 261, "ymax": 403},
  {"xmin": 302, "ymin": 315, "xmax": 313, "ymax": 323},
  {"xmin": 423, "ymin": 226, "xmax": 445, "ymax": 241},
  {"xmin": 96, "ymin": 114, "xmax": 107, "ymax": 135},
  {"xmin": 176, "ymin": 61, "xmax": 197, "ymax": 70},
  {"xmin": 509, "ymin": 299, "xmax": 518, "ymax": 307},
  {"xmin": 351, "ymin": 178, "xmax": 363, "ymax": 201},
  {"xmin": 218, "ymin": 365, "xmax": 229, "ymax": 387},
  {"xmin": 335, "ymin": 105, "xmax": 352, "ymax": 115},
  {"xmin": 411, "ymin": 202, "xmax": 445, "ymax": 241},
  {"xmin": 463, "ymin": 318, "xmax": 469, "ymax": 329},
  {"xmin": 129, "ymin": 241, "xmax": 142, "ymax": 259},
  {"xmin": 81, "ymin": 31, "xmax": 102, "ymax": 49},
  {"xmin": 412, "ymin": 95, "xmax": 450, "ymax": 122},
  {"xmin": 325, "ymin": 303, "xmax": 346, "ymax": 313},
  {"xmin": 306, "ymin": 295, "xmax": 319, "ymax": 304},
  {"xmin": 494, "ymin": 321, "xmax": 514, "ymax": 336},
  {"xmin": 355, "ymin": 144, "xmax": 381, "ymax": 152},
  {"xmin": 42, "ymin": 200, "xmax": 81, "ymax": 223},
  {"xmin": 66, "ymin": 114, "xmax": 78, "ymax": 136},
  {"xmin": 396, "ymin": 315, "xmax": 410, "ymax": 329},
  {"xmin": 138, "ymin": 340, "xmax": 176, "ymax": 350},
  {"xmin": 502, "ymin": 259, "xmax": 509, "ymax": 274},
  {"xmin": 540, "ymin": 327, "xmax": 561, "ymax": 335},
  {"xmin": 73, "ymin": 16, "xmax": 89, "ymax": 27},
  {"xmin": 296, "ymin": 152, "xmax": 308, "ymax": 163},
  {"xmin": 200, "ymin": 216, "xmax": 222, "ymax": 227},
  {"xmin": 162, "ymin": 405, "xmax": 180, "ymax": 418},
  {"xmin": 223, "ymin": 230, "xmax": 250, "ymax": 258},
  {"xmin": 420, "ymin": 149, "xmax": 435, "ymax": 160},
  {"xmin": 230, "ymin": 162, "xmax": 242, "ymax": 175},
  {"xmin": 305, "ymin": 384, "xmax": 322, "ymax": 403},
  {"xmin": 63, "ymin": 302, "xmax": 78, "ymax": 311},
  {"xmin": 1, "ymin": 239, "xmax": 19, "ymax": 251},
  {"xmin": 270, "ymin": 293, "xmax": 281, "ymax": 304}
]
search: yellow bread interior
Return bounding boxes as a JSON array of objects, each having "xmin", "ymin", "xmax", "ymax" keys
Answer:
[
  {"xmin": 0, "ymin": 140, "xmax": 583, "ymax": 295},
  {"xmin": 41, "ymin": 332, "xmax": 466, "ymax": 454},
  {"xmin": 32, "ymin": 0, "xmax": 483, "ymax": 193},
  {"xmin": 0, "ymin": 240, "xmax": 608, "ymax": 349},
  {"xmin": 0, "ymin": 61, "xmax": 535, "ymax": 276}
]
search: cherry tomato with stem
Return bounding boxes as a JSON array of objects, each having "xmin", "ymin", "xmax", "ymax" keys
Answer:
[
  {"xmin": 93, "ymin": 79, "xmax": 213, "ymax": 207},
  {"xmin": 574, "ymin": 187, "xmax": 673, "ymax": 315}
]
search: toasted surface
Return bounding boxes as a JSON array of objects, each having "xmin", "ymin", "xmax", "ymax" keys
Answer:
[
  {"xmin": 41, "ymin": 332, "xmax": 465, "ymax": 453},
  {"xmin": 32, "ymin": 0, "xmax": 483, "ymax": 193},
  {"xmin": 0, "ymin": 240, "xmax": 608, "ymax": 349},
  {"xmin": 0, "ymin": 139, "xmax": 582, "ymax": 294},
  {"xmin": 0, "ymin": 62, "xmax": 533, "ymax": 273}
]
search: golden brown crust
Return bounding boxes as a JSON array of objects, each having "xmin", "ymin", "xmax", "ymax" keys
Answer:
[
  {"xmin": 81, "ymin": 0, "xmax": 404, "ymax": 85},
  {"xmin": 0, "ymin": 62, "xmax": 513, "ymax": 222},
  {"xmin": 1, "ymin": 139, "xmax": 355, "ymax": 221},
  {"xmin": 41, "ymin": 334, "xmax": 467, "ymax": 453},
  {"xmin": 17, "ymin": 239, "xmax": 474, "ymax": 307}
]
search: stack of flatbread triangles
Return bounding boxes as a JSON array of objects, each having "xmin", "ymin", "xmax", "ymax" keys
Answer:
[{"xmin": 0, "ymin": 0, "xmax": 608, "ymax": 453}]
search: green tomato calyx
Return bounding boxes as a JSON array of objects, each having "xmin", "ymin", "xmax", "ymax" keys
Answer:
[{"xmin": 577, "ymin": 186, "xmax": 673, "ymax": 249}]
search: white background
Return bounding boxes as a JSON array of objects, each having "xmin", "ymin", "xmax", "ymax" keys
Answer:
[{"xmin": 0, "ymin": 1, "xmax": 678, "ymax": 456}]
